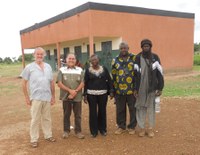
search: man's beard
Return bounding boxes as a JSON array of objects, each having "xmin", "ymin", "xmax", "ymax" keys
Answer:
[
  {"xmin": 142, "ymin": 50, "xmax": 151, "ymax": 59},
  {"xmin": 120, "ymin": 51, "xmax": 128, "ymax": 57}
]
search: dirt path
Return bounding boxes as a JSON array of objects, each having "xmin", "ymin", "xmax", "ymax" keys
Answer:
[
  {"xmin": 164, "ymin": 70, "xmax": 200, "ymax": 80},
  {"xmin": 0, "ymin": 77, "xmax": 200, "ymax": 155}
]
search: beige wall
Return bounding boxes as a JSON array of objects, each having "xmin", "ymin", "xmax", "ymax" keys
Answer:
[{"xmin": 43, "ymin": 37, "xmax": 122, "ymax": 55}]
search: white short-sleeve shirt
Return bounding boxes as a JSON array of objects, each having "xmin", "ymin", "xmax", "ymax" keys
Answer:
[{"xmin": 20, "ymin": 62, "xmax": 53, "ymax": 102}]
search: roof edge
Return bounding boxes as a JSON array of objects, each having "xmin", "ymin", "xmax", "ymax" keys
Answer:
[{"xmin": 20, "ymin": 2, "xmax": 195, "ymax": 35}]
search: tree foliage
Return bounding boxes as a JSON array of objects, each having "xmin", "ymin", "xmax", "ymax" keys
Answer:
[
  {"xmin": 194, "ymin": 42, "xmax": 200, "ymax": 52},
  {"xmin": 3, "ymin": 57, "xmax": 13, "ymax": 64},
  {"xmin": 0, "ymin": 57, "xmax": 3, "ymax": 63},
  {"xmin": 18, "ymin": 53, "xmax": 34, "ymax": 62}
]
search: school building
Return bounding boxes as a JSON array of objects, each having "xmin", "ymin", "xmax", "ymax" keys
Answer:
[{"xmin": 20, "ymin": 2, "xmax": 195, "ymax": 72}]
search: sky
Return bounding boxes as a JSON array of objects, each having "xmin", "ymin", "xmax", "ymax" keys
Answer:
[{"xmin": 0, "ymin": 0, "xmax": 199, "ymax": 59}]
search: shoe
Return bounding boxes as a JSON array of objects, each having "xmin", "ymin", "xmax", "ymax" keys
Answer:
[
  {"xmin": 147, "ymin": 129, "xmax": 155, "ymax": 138},
  {"xmin": 63, "ymin": 132, "xmax": 69, "ymax": 139},
  {"xmin": 128, "ymin": 128, "xmax": 135, "ymax": 135},
  {"xmin": 91, "ymin": 133, "xmax": 98, "ymax": 138},
  {"xmin": 45, "ymin": 137, "xmax": 56, "ymax": 142},
  {"xmin": 31, "ymin": 142, "xmax": 38, "ymax": 148},
  {"xmin": 100, "ymin": 131, "xmax": 107, "ymax": 136},
  {"xmin": 76, "ymin": 132, "xmax": 85, "ymax": 139},
  {"xmin": 115, "ymin": 128, "xmax": 126, "ymax": 135},
  {"xmin": 138, "ymin": 129, "xmax": 145, "ymax": 137}
]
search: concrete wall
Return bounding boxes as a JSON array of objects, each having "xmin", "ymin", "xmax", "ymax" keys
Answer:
[
  {"xmin": 20, "ymin": 9, "xmax": 194, "ymax": 71},
  {"xmin": 90, "ymin": 10, "xmax": 194, "ymax": 71},
  {"xmin": 20, "ymin": 11, "xmax": 91, "ymax": 49}
]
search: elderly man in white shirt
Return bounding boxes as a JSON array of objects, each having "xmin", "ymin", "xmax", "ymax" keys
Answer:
[{"xmin": 21, "ymin": 47, "xmax": 56, "ymax": 148}]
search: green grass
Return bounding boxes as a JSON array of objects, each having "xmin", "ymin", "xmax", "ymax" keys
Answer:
[
  {"xmin": 0, "ymin": 63, "xmax": 23, "ymax": 77},
  {"xmin": 163, "ymin": 75, "xmax": 200, "ymax": 98},
  {"xmin": 0, "ymin": 62, "xmax": 200, "ymax": 98},
  {"xmin": 163, "ymin": 54, "xmax": 200, "ymax": 98},
  {"xmin": 194, "ymin": 54, "xmax": 200, "ymax": 65},
  {"xmin": 193, "ymin": 65, "xmax": 200, "ymax": 71}
]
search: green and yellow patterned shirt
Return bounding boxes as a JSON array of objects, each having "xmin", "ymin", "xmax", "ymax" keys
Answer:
[{"xmin": 111, "ymin": 53, "xmax": 135, "ymax": 95}]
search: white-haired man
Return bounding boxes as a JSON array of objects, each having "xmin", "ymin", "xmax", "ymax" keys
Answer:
[{"xmin": 21, "ymin": 47, "xmax": 56, "ymax": 148}]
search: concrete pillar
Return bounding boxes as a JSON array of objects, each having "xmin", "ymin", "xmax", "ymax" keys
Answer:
[
  {"xmin": 89, "ymin": 35, "xmax": 94, "ymax": 56},
  {"xmin": 21, "ymin": 48, "xmax": 25, "ymax": 68},
  {"xmin": 89, "ymin": 10, "xmax": 94, "ymax": 56},
  {"xmin": 56, "ymin": 42, "xmax": 61, "ymax": 69}
]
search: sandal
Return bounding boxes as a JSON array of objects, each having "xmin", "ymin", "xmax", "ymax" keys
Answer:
[
  {"xmin": 46, "ymin": 137, "xmax": 56, "ymax": 142},
  {"xmin": 31, "ymin": 142, "xmax": 38, "ymax": 148}
]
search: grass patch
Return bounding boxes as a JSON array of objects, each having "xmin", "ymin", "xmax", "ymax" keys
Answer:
[
  {"xmin": 193, "ymin": 65, "xmax": 200, "ymax": 71},
  {"xmin": 194, "ymin": 54, "xmax": 200, "ymax": 65},
  {"xmin": 0, "ymin": 62, "xmax": 200, "ymax": 98},
  {"xmin": 0, "ymin": 63, "xmax": 24, "ymax": 96},
  {"xmin": 0, "ymin": 63, "xmax": 23, "ymax": 77},
  {"xmin": 163, "ymin": 75, "xmax": 200, "ymax": 98},
  {"xmin": 163, "ymin": 54, "xmax": 200, "ymax": 98}
]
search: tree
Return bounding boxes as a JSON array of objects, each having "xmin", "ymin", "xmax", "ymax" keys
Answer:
[
  {"xmin": 18, "ymin": 53, "xmax": 34, "ymax": 62},
  {"xmin": 0, "ymin": 57, "xmax": 3, "ymax": 63},
  {"xmin": 194, "ymin": 42, "xmax": 200, "ymax": 52},
  {"xmin": 3, "ymin": 57, "xmax": 13, "ymax": 64},
  {"xmin": 12, "ymin": 57, "xmax": 18, "ymax": 63}
]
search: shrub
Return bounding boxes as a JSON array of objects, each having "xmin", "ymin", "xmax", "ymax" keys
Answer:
[{"xmin": 194, "ymin": 54, "xmax": 200, "ymax": 65}]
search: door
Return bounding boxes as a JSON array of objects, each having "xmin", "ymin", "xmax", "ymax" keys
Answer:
[
  {"xmin": 74, "ymin": 46, "xmax": 82, "ymax": 63},
  {"xmin": 101, "ymin": 41, "xmax": 112, "ymax": 71},
  {"xmin": 63, "ymin": 47, "xmax": 69, "ymax": 62},
  {"xmin": 61, "ymin": 47, "xmax": 69, "ymax": 66},
  {"xmin": 54, "ymin": 49, "xmax": 58, "ymax": 70},
  {"xmin": 45, "ymin": 50, "xmax": 55, "ymax": 70}
]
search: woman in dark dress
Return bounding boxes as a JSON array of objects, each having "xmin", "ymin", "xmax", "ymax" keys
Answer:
[{"xmin": 84, "ymin": 54, "xmax": 114, "ymax": 137}]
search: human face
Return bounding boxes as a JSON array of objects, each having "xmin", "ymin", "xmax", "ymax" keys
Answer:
[
  {"xmin": 34, "ymin": 49, "xmax": 45, "ymax": 63},
  {"xmin": 142, "ymin": 44, "xmax": 151, "ymax": 53},
  {"xmin": 66, "ymin": 54, "xmax": 76, "ymax": 67},
  {"xmin": 120, "ymin": 45, "xmax": 129, "ymax": 56},
  {"xmin": 90, "ymin": 56, "xmax": 99, "ymax": 67}
]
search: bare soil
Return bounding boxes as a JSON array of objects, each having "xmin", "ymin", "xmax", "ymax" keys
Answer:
[{"xmin": 0, "ymin": 76, "xmax": 200, "ymax": 155}]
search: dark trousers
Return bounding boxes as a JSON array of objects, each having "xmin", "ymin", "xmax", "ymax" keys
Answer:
[
  {"xmin": 63, "ymin": 100, "xmax": 82, "ymax": 134},
  {"xmin": 115, "ymin": 94, "xmax": 137, "ymax": 130},
  {"xmin": 87, "ymin": 94, "xmax": 108, "ymax": 135}
]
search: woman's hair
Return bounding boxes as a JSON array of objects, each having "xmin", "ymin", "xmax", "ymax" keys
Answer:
[{"xmin": 89, "ymin": 54, "xmax": 99, "ymax": 61}]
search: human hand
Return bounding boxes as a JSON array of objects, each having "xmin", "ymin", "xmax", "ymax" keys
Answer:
[
  {"xmin": 134, "ymin": 90, "xmax": 138, "ymax": 98},
  {"xmin": 25, "ymin": 97, "xmax": 31, "ymax": 106},
  {"xmin": 156, "ymin": 90, "xmax": 162, "ymax": 96},
  {"xmin": 51, "ymin": 97, "xmax": 55, "ymax": 105},
  {"xmin": 110, "ymin": 92, "xmax": 114, "ymax": 100},
  {"xmin": 83, "ymin": 96, "xmax": 88, "ymax": 104},
  {"xmin": 69, "ymin": 89, "xmax": 78, "ymax": 99},
  {"xmin": 68, "ymin": 94, "xmax": 75, "ymax": 99}
]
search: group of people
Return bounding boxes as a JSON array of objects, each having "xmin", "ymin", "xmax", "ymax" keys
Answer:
[{"xmin": 21, "ymin": 39, "xmax": 164, "ymax": 148}]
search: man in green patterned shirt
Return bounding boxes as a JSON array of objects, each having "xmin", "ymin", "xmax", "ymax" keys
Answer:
[{"xmin": 111, "ymin": 42, "xmax": 137, "ymax": 135}]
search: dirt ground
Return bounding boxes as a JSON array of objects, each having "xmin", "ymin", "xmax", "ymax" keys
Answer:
[{"xmin": 0, "ymin": 76, "xmax": 200, "ymax": 155}]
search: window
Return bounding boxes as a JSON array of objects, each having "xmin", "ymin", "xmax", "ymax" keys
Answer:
[
  {"xmin": 63, "ymin": 47, "xmax": 69, "ymax": 61},
  {"xmin": 74, "ymin": 46, "xmax": 82, "ymax": 62},
  {"xmin": 87, "ymin": 44, "xmax": 96, "ymax": 56},
  {"xmin": 54, "ymin": 49, "xmax": 57, "ymax": 61},
  {"xmin": 46, "ymin": 50, "xmax": 51, "ymax": 60}
]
